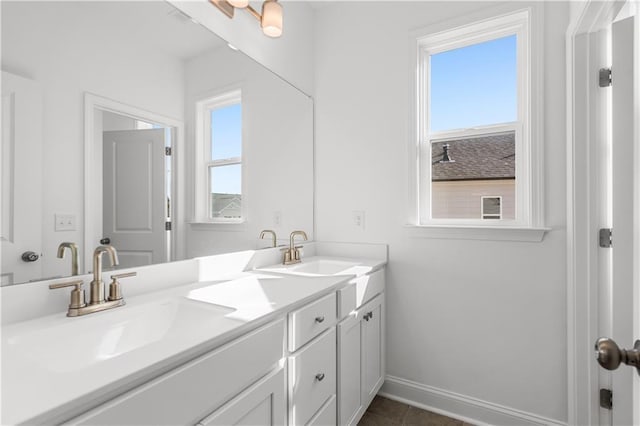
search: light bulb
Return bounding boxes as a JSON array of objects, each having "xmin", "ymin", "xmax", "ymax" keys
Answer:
[
  {"xmin": 261, "ymin": 0, "xmax": 282, "ymax": 38},
  {"xmin": 227, "ymin": 0, "xmax": 249, "ymax": 8}
]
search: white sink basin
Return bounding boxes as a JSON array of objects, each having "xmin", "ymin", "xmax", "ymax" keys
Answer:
[
  {"xmin": 257, "ymin": 257, "xmax": 373, "ymax": 277},
  {"xmin": 4, "ymin": 298, "xmax": 235, "ymax": 373}
]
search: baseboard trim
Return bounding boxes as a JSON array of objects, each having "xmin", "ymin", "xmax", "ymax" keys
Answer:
[{"xmin": 380, "ymin": 375, "xmax": 567, "ymax": 426}]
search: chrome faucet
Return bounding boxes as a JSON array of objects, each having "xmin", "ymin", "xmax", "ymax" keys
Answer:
[
  {"xmin": 90, "ymin": 245, "xmax": 119, "ymax": 304},
  {"xmin": 49, "ymin": 245, "xmax": 136, "ymax": 317},
  {"xmin": 57, "ymin": 242, "xmax": 79, "ymax": 276},
  {"xmin": 260, "ymin": 229, "xmax": 277, "ymax": 248},
  {"xmin": 283, "ymin": 230, "xmax": 307, "ymax": 265}
]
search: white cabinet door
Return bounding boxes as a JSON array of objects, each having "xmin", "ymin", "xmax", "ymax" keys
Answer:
[
  {"xmin": 198, "ymin": 367, "xmax": 286, "ymax": 426},
  {"xmin": 361, "ymin": 294, "xmax": 384, "ymax": 406},
  {"xmin": 337, "ymin": 313, "xmax": 362, "ymax": 426}
]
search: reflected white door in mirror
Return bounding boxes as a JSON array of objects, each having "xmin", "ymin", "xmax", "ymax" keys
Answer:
[
  {"xmin": 87, "ymin": 95, "xmax": 179, "ymax": 272},
  {"xmin": 1, "ymin": 72, "xmax": 43, "ymax": 286}
]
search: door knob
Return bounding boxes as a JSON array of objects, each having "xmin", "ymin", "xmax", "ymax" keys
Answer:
[
  {"xmin": 595, "ymin": 337, "xmax": 640, "ymax": 375},
  {"xmin": 21, "ymin": 251, "xmax": 39, "ymax": 262}
]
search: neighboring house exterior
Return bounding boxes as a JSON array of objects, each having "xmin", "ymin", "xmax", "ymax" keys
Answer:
[
  {"xmin": 210, "ymin": 194, "xmax": 242, "ymax": 218},
  {"xmin": 431, "ymin": 131, "xmax": 515, "ymax": 220}
]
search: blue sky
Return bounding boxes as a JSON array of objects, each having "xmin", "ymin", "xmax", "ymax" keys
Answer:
[
  {"xmin": 210, "ymin": 104, "xmax": 242, "ymax": 195},
  {"xmin": 211, "ymin": 104, "xmax": 242, "ymax": 161},
  {"xmin": 430, "ymin": 35, "xmax": 517, "ymax": 133}
]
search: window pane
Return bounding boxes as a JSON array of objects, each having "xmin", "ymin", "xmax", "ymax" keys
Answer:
[
  {"xmin": 211, "ymin": 103, "xmax": 241, "ymax": 161},
  {"xmin": 482, "ymin": 197, "xmax": 502, "ymax": 219},
  {"xmin": 431, "ymin": 132, "xmax": 515, "ymax": 220},
  {"xmin": 482, "ymin": 197, "xmax": 501, "ymax": 215},
  {"xmin": 430, "ymin": 35, "xmax": 516, "ymax": 132},
  {"xmin": 209, "ymin": 164, "xmax": 241, "ymax": 219}
]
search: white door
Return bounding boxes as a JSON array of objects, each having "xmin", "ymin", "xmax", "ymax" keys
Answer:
[
  {"xmin": 610, "ymin": 14, "xmax": 639, "ymax": 425},
  {"xmin": 103, "ymin": 129, "xmax": 166, "ymax": 269},
  {"xmin": 596, "ymin": 13, "xmax": 640, "ymax": 426},
  {"xmin": 1, "ymin": 71, "xmax": 43, "ymax": 285}
]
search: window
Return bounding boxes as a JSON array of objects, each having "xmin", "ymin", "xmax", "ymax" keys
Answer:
[
  {"xmin": 481, "ymin": 196, "xmax": 502, "ymax": 220},
  {"xmin": 414, "ymin": 10, "xmax": 538, "ymax": 228},
  {"xmin": 195, "ymin": 90, "xmax": 243, "ymax": 222}
]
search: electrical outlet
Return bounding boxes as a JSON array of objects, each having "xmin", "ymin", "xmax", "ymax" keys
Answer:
[
  {"xmin": 273, "ymin": 211, "xmax": 282, "ymax": 227},
  {"xmin": 352, "ymin": 210, "xmax": 365, "ymax": 230},
  {"xmin": 55, "ymin": 214, "xmax": 76, "ymax": 231}
]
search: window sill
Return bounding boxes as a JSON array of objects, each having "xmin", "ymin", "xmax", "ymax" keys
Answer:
[
  {"xmin": 188, "ymin": 221, "xmax": 246, "ymax": 232},
  {"xmin": 404, "ymin": 224, "xmax": 550, "ymax": 242}
]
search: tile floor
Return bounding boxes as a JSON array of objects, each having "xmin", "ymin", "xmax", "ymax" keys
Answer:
[{"xmin": 358, "ymin": 396, "xmax": 474, "ymax": 426}]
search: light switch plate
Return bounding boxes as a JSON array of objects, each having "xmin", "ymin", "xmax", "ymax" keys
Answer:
[
  {"xmin": 273, "ymin": 211, "xmax": 282, "ymax": 228},
  {"xmin": 55, "ymin": 214, "xmax": 76, "ymax": 231},
  {"xmin": 352, "ymin": 210, "xmax": 365, "ymax": 230}
]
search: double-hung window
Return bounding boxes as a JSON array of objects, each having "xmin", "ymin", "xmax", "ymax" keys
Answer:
[
  {"xmin": 196, "ymin": 90, "xmax": 243, "ymax": 222},
  {"xmin": 414, "ymin": 9, "xmax": 539, "ymax": 228}
]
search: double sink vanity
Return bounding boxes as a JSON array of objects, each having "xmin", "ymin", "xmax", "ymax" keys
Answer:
[{"xmin": 1, "ymin": 242, "xmax": 387, "ymax": 425}]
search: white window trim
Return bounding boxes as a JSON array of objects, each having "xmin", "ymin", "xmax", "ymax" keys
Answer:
[
  {"xmin": 408, "ymin": 5, "xmax": 548, "ymax": 241},
  {"xmin": 194, "ymin": 89, "xmax": 245, "ymax": 223}
]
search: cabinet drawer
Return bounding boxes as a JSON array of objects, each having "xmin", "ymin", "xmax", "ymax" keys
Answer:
[
  {"xmin": 355, "ymin": 269, "xmax": 384, "ymax": 309},
  {"xmin": 68, "ymin": 319, "xmax": 285, "ymax": 426},
  {"xmin": 307, "ymin": 395, "xmax": 336, "ymax": 426},
  {"xmin": 337, "ymin": 269, "xmax": 384, "ymax": 318},
  {"xmin": 337, "ymin": 284, "xmax": 356, "ymax": 320},
  {"xmin": 289, "ymin": 328, "xmax": 336, "ymax": 426},
  {"xmin": 288, "ymin": 292, "xmax": 336, "ymax": 352}
]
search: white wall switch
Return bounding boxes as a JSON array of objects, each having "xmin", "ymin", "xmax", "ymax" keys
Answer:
[
  {"xmin": 55, "ymin": 214, "xmax": 76, "ymax": 231},
  {"xmin": 352, "ymin": 210, "xmax": 365, "ymax": 230},
  {"xmin": 273, "ymin": 211, "xmax": 282, "ymax": 227}
]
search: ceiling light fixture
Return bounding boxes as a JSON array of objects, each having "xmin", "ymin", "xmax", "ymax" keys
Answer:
[{"xmin": 209, "ymin": 0, "xmax": 283, "ymax": 38}]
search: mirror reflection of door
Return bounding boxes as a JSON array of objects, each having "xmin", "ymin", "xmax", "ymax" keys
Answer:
[
  {"xmin": 101, "ymin": 111, "xmax": 171, "ymax": 270},
  {"xmin": 1, "ymin": 71, "xmax": 43, "ymax": 286}
]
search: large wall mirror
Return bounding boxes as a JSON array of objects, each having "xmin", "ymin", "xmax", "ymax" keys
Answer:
[{"xmin": 1, "ymin": 1, "xmax": 314, "ymax": 286}]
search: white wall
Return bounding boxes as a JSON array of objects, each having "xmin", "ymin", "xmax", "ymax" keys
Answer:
[
  {"xmin": 169, "ymin": 0, "xmax": 316, "ymax": 95},
  {"xmin": 1, "ymin": 2, "xmax": 184, "ymax": 279},
  {"xmin": 314, "ymin": 2, "xmax": 569, "ymax": 423},
  {"xmin": 183, "ymin": 46, "xmax": 314, "ymax": 257}
]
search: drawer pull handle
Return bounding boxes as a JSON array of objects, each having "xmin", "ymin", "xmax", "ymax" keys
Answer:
[
  {"xmin": 315, "ymin": 316, "xmax": 325, "ymax": 323},
  {"xmin": 315, "ymin": 373, "xmax": 325, "ymax": 381}
]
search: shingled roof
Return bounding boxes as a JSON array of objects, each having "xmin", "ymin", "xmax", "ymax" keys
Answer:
[{"xmin": 431, "ymin": 131, "xmax": 515, "ymax": 181}]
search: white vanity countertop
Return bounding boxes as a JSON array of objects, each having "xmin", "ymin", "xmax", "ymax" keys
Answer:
[
  {"xmin": 1, "ymin": 271, "xmax": 352, "ymax": 425},
  {"xmin": 254, "ymin": 255, "xmax": 386, "ymax": 277}
]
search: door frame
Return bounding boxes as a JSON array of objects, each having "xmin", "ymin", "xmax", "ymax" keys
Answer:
[
  {"xmin": 566, "ymin": 1, "xmax": 629, "ymax": 425},
  {"xmin": 83, "ymin": 93, "xmax": 185, "ymax": 273}
]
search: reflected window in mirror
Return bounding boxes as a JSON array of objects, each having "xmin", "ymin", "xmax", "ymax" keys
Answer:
[{"xmin": 198, "ymin": 90, "xmax": 243, "ymax": 222}]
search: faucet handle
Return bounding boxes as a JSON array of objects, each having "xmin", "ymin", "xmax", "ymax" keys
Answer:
[
  {"xmin": 111, "ymin": 272, "xmax": 137, "ymax": 280},
  {"xmin": 108, "ymin": 272, "xmax": 136, "ymax": 301},
  {"xmin": 49, "ymin": 279, "xmax": 86, "ymax": 309}
]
